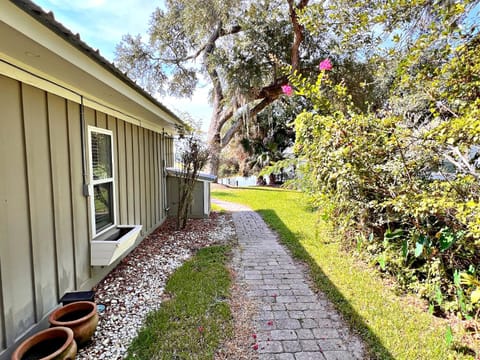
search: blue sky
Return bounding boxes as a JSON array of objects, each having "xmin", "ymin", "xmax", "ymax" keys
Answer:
[{"xmin": 33, "ymin": 0, "xmax": 212, "ymax": 133}]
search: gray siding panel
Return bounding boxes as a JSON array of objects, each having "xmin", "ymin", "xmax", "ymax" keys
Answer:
[
  {"xmin": 162, "ymin": 135, "xmax": 167, "ymax": 219},
  {"xmin": 107, "ymin": 115, "xmax": 120, "ymax": 225},
  {"xmin": 145, "ymin": 130, "xmax": 152, "ymax": 231},
  {"xmin": 139, "ymin": 128, "xmax": 146, "ymax": 235},
  {"xmin": 150, "ymin": 132, "xmax": 157, "ymax": 225},
  {"xmin": 154, "ymin": 133, "xmax": 160, "ymax": 224},
  {"xmin": 95, "ymin": 110, "xmax": 107, "ymax": 128},
  {"xmin": 150, "ymin": 132, "xmax": 156, "ymax": 224},
  {"xmin": 125, "ymin": 123, "xmax": 135, "ymax": 224},
  {"xmin": 132, "ymin": 126, "xmax": 141, "ymax": 226},
  {"xmin": 47, "ymin": 93, "xmax": 76, "ymax": 298},
  {"xmin": 0, "ymin": 74, "xmax": 172, "ymax": 357},
  {"xmin": 116, "ymin": 121, "xmax": 128, "ymax": 224},
  {"xmin": 0, "ymin": 75, "xmax": 36, "ymax": 345},
  {"xmin": 67, "ymin": 101, "xmax": 90, "ymax": 287},
  {"xmin": 0, "ymin": 259, "xmax": 4, "ymax": 352},
  {"xmin": 160, "ymin": 134, "xmax": 166, "ymax": 219},
  {"xmin": 22, "ymin": 84, "xmax": 58, "ymax": 318},
  {"xmin": 165, "ymin": 136, "xmax": 174, "ymax": 167},
  {"xmin": 84, "ymin": 107, "xmax": 95, "ymax": 128}
]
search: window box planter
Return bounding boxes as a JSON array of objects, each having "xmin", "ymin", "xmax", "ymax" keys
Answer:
[{"xmin": 90, "ymin": 225, "xmax": 142, "ymax": 266}]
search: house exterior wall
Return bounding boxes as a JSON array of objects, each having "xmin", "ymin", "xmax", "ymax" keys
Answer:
[
  {"xmin": 0, "ymin": 73, "xmax": 173, "ymax": 357},
  {"xmin": 190, "ymin": 181, "xmax": 207, "ymax": 218},
  {"xmin": 164, "ymin": 136, "xmax": 175, "ymax": 167},
  {"xmin": 166, "ymin": 177, "xmax": 210, "ymax": 219}
]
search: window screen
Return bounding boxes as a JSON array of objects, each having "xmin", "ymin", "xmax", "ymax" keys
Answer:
[{"xmin": 89, "ymin": 127, "xmax": 115, "ymax": 235}]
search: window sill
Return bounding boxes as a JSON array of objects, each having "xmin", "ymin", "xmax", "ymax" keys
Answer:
[{"xmin": 90, "ymin": 225, "xmax": 142, "ymax": 266}]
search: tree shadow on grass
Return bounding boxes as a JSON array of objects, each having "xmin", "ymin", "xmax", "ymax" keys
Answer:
[
  {"xmin": 211, "ymin": 191, "xmax": 239, "ymax": 198},
  {"xmin": 235, "ymin": 186, "xmax": 297, "ymax": 193},
  {"xmin": 256, "ymin": 208, "xmax": 395, "ymax": 360}
]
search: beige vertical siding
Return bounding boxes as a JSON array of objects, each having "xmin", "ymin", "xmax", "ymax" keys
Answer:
[
  {"xmin": 0, "ymin": 76, "xmax": 36, "ymax": 344},
  {"xmin": 46, "ymin": 93, "xmax": 76, "ymax": 299},
  {"xmin": 23, "ymin": 84, "xmax": 58, "ymax": 318},
  {"xmin": 138, "ymin": 128, "xmax": 146, "ymax": 236},
  {"xmin": 67, "ymin": 101, "xmax": 90, "ymax": 288},
  {"xmin": 84, "ymin": 107, "xmax": 95, "ymax": 127},
  {"xmin": 154, "ymin": 133, "xmax": 161, "ymax": 224},
  {"xmin": 149, "ymin": 132, "xmax": 154, "ymax": 225},
  {"xmin": 143, "ymin": 129, "xmax": 150, "ymax": 231},
  {"xmin": 0, "ymin": 74, "xmax": 174, "ymax": 356},
  {"xmin": 116, "ymin": 120, "xmax": 128, "ymax": 224},
  {"xmin": 165, "ymin": 136, "xmax": 174, "ymax": 167},
  {"xmin": 107, "ymin": 115, "xmax": 120, "ymax": 226},
  {"xmin": 0, "ymin": 262, "xmax": 4, "ymax": 351},
  {"xmin": 132, "ymin": 125, "xmax": 141, "ymax": 226},
  {"xmin": 125, "ymin": 123, "xmax": 135, "ymax": 224},
  {"xmin": 95, "ymin": 111, "xmax": 107, "ymax": 128}
]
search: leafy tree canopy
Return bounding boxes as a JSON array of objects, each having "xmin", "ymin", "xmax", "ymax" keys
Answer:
[
  {"xmin": 115, "ymin": 0, "xmax": 369, "ymax": 174},
  {"xmin": 288, "ymin": 0, "xmax": 480, "ymax": 328}
]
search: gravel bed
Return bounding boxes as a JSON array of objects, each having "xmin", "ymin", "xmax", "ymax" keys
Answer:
[{"xmin": 78, "ymin": 213, "xmax": 236, "ymax": 359}]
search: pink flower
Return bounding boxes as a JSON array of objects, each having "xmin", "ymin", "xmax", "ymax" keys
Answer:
[
  {"xmin": 252, "ymin": 343, "xmax": 259, "ymax": 351},
  {"xmin": 252, "ymin": 333, "xmax": 257, "ymax": 339},
  {"xmin": 319, "ymin": 58, "xmax": 333, "ymax": 71},
  {"xmin": 281, "ymin": 84, "xmax": 293, "ymax": 96},
  {"xmin": 198, "ymin": 326, "xmax": 204, "ymax": 333},
  {"xmin": 267, "ymin": 320, "xmax": 274, "ymax": 326}
]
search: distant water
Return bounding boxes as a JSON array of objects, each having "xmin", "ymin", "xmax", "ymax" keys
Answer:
[{"xmin": 219, "ymin": 176, "xmax": 258, "ymax": 187}]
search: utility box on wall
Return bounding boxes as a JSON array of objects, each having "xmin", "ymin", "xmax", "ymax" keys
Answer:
[{"xmin": 166, "ymin": 168, "xmax": 216, "ymax": 219}]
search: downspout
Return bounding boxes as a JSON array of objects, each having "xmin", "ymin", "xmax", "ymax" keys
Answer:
[
  {"xmin": 80, "ymin": 95, "xmax": 93, "ymax": 277},
  {"xmin": 79, "ymin": 96, "xmax": 93, "ymax": 276},
  {"xmin": 162, "ymin": 129, "xmax": 170, "ymax": 214}
]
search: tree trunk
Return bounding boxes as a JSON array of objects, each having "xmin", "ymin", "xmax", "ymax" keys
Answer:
[
  {"xmin": 206, "ymin": 83, "xmax": 224, "ymax": 177},
  {"xmin": 206, "ymin": 138, "xmax": 221, "ymax": 177},
  {"xmin": 204, "ymin": 1, "xmax": 309, "ymax": 177}
]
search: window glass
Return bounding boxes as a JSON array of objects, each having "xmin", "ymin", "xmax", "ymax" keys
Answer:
[
  {"xmin": 91, "ymin": 132, "xmax": 112, "ymax": 180},
  {"xmin": 89, "ymin": 126, "xmax": 115, "ymax": 236},
  {"xmin": 94, "ymin": 182, "xmax": 113, "ymax": 232}
]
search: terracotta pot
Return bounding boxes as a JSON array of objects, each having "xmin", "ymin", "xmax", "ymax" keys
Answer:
[
  {"xmin": 11, "ymin": 326, "xmax": 77, "ymax": 360},
  {"xmin": 48, "ymin": 301, "xmax": 98, "ymax": 346}
]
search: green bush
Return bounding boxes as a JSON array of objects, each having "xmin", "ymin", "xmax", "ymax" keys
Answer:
[{"xmin": 286, "ymin": 16, "xmax": 480, "ymax": 318}]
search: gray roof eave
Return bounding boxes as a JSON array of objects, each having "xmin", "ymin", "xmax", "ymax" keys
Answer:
[{"xmin": 11, "ymin": 0, "xmax": 186, "ymax": 129}]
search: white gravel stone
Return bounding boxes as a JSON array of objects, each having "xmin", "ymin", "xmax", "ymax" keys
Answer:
[{"xmin": 77, "ymin": 213, "xmax": 236, "ymax": 359}]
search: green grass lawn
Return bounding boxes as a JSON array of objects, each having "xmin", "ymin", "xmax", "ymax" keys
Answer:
[
  {"xmin": 213, "ymin": 186, "xmax": 474, "ymax": 360},
  {"xmin": 126, "ymin": 246, "xmax": 232, "ymax": 359}
]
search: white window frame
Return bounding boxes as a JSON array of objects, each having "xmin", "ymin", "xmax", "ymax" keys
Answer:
[{"xmin": 88, "ymin": 126, "xmax": 116, "ymax": 237}]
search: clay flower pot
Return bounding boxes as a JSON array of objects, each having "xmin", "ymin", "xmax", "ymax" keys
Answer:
[
  {"xmin": 48, "ymin": 301, "xmax": 98, "ymax": 346},
  {"xmin": 11, "ymin": 326, "xmax": 77, "ymax": 360}
]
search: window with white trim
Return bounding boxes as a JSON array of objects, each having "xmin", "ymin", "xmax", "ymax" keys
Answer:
[{"xmin": 88, "ymin": 126, "xmax": 115, "ymax": 236}]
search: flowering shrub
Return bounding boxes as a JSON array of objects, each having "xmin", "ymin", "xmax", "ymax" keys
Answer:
[
  {"xmin": 318, "ymin": 58, "xmax": 332, "ymax": 71},
  {"xmin": 288, "ymin": 45, "xmax": 480, "ymax": 318},
  {"xmin": 281, "ymin": 84, "xmax": 293, "ymax": 96}
]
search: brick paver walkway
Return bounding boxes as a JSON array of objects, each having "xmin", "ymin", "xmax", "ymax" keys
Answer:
[{"xmin": 213, "ymin": 199, "xmax": 365, "ymax": 360}]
